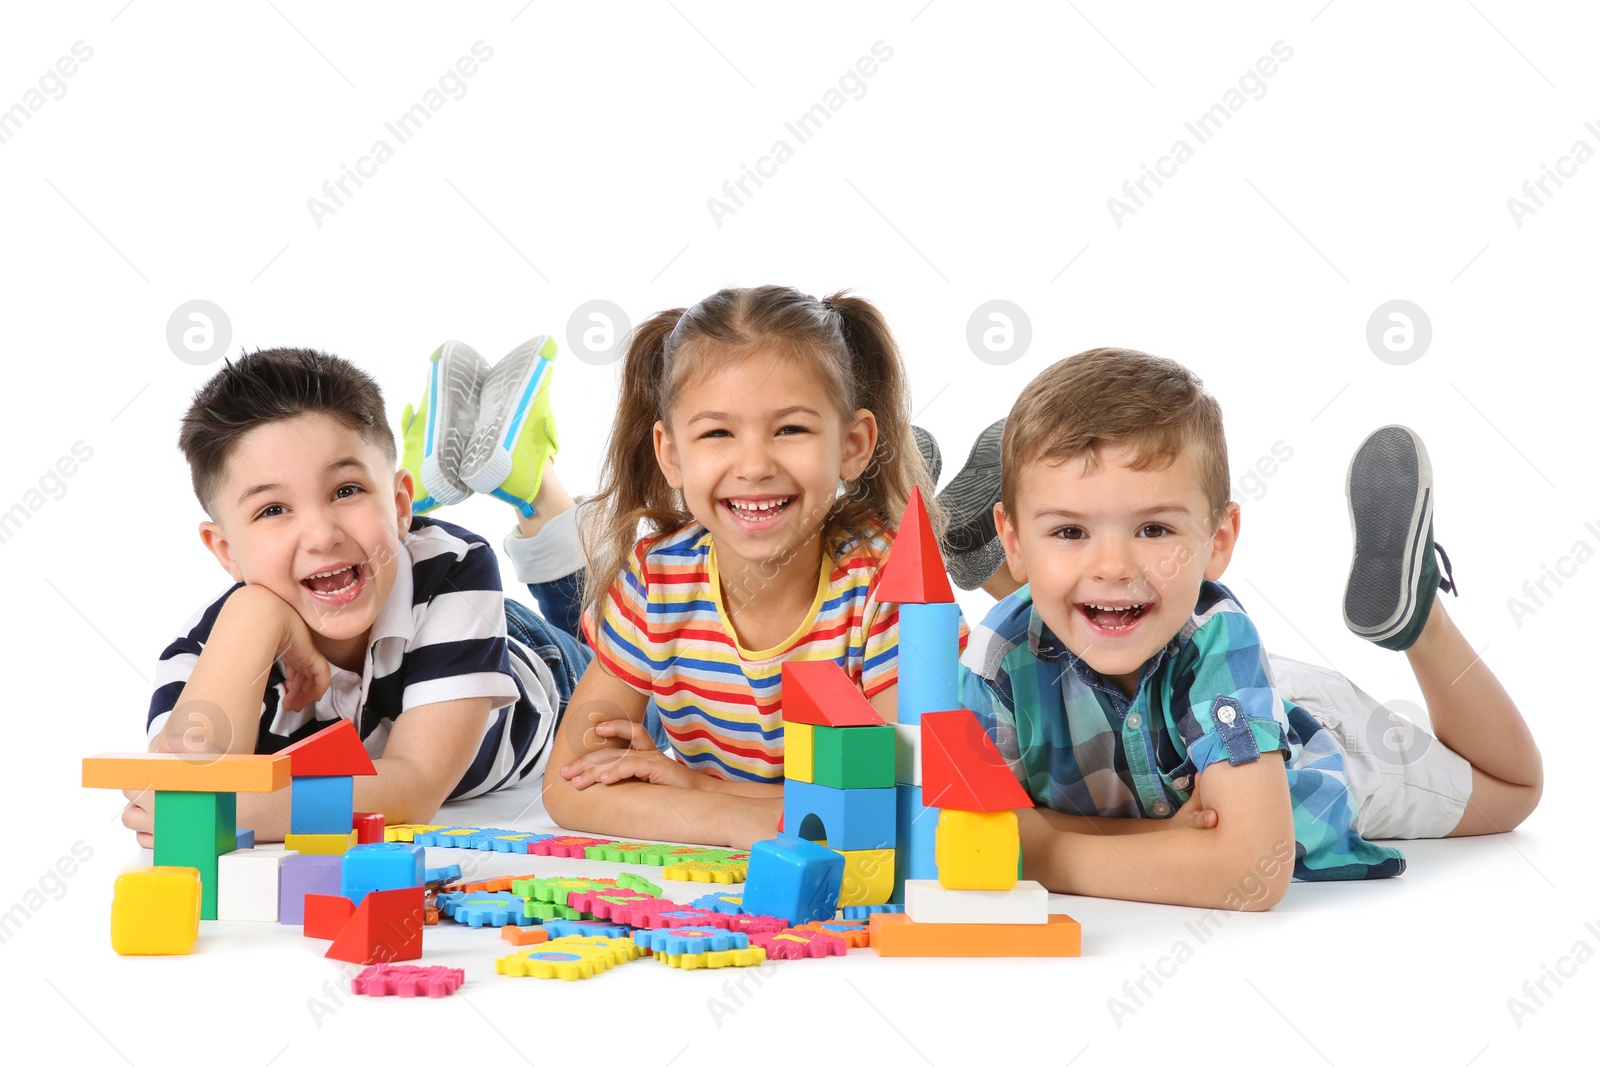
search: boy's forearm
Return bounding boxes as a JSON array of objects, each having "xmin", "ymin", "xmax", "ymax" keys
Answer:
[
  {"xmin": 1019, "ymin": 807, "xmax": 1293, "ymax": 910},
  {"xmin": 157, "ymin": 586, "xmax": 285, "ymax": 754},
  {"xmin": 544, "ymin": 776, "xmax": 780, "ymax": 850}
]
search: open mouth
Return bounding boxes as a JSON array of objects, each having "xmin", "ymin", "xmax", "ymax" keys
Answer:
[
  {"xmin": 723, "ymin": 496, "xmax": 795, "ymax": 525},
  {"xmin": 1078, "ymin": 601, "xmax": 1151, "ymax": 633},
  {"xmin": 301, "ymin": 563, "xmax": 365, "ymax": 604}
]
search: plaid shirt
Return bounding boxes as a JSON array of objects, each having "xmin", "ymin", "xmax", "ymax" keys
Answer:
[{"xmin": 958, "ymin": 581, "xmax": 1405, "ymax": 882}]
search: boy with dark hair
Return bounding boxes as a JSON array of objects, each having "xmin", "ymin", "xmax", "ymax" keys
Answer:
[
  {"xmin": 959, "ymin": 347, "xmax": 1542, "ymax": 909},
  {"xmin": 123, "ymin": 343, "xmax": 575, "ymax": 843}
]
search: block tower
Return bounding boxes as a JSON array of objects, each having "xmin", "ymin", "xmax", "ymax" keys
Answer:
[
  {"xmin": 874, "ymin": 486, "xmax": 962, "ymax": 902},
  {"xmin": 281, "ymin": 719, "xmax": 377, "ymax": 856}
]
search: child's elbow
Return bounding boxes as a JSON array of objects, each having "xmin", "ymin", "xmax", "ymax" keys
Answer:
[
  {"xmin": 1216, "ymin": 836, "xmax": 1295, "ymax": 911},
  {"xmin": 541, "ymin": 772, "xmax": 581, "ymax": 831}
]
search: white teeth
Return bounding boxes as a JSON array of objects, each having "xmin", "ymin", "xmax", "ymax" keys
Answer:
[
  {"xmin": 728, "ymin": 497, "xmax": 792, "ymax": 513},
  {"xmin": 306, "ymin": 565, "xmax": 357, "ymax": 580},
  {"xmin": 1083, "ymin": 602, "xmax": 1147, "ymax": 612}
]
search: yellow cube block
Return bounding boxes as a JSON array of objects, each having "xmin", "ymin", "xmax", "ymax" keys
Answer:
[
  {"xmin": 935, "ymin": 809, "xmax": 1020, "ymax": 890},
  {"xmin": 284, "ymin": 830, "xmax": 357, "ymax": 856},
  {"xmin": 784, "ymin": 721, "xmax": 815, "ymax": 784},
  {"xmin": 111, "ymin": 866, "xmax": 201, "ymax": 955},
  {"xmin": 837, "ymin": 848, "xmax": 895, "ymax": 906}
]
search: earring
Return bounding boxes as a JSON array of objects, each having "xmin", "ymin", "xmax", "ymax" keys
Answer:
[{"xmin": 835, "ymin": 478, "xmax": 848, "ymax": 500}]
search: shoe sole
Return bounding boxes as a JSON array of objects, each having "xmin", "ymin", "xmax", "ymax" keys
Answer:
[
  {"xmin": 1343, "ymin": 425, "xmax": 1433, "ymax": 641},
  {"xmin": 936, "ymin": 418, "xmax": 1007, "ymax": 553},
  {"xmin": 460, "ymin": 335, "xmax": 557, "ymax": 494},
  {"xmin": 421, "ymin": 341, "xmax": 486, "ymax": 507}
]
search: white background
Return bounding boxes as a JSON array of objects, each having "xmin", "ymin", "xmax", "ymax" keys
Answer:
[{"xmin": 2, "ymin": 2, "xmax": 1594, "ymax": 1064}]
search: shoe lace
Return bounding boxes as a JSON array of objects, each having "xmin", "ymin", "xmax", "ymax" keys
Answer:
[{"xmin": 1435, "ymin": 542, "xmax": 1458, "ymax": 596}]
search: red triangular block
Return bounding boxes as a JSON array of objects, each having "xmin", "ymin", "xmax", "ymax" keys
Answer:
[
  {"xmin": 325, "ymin": 886, "xmax": 424, "ymax": 965},
  {"xmin": 280, "ymin": 719, "xmax": 377, "ymax": 778},
  {"xmin": 781, "ymin": 661, "xmax": 885, "ymax": 727},
  {"xmin": 921, "ymin": 709, "xmax": 1032, "ymax": 811},
  {"xmin": 303, "ymin": 893, "xmax": 356, "ymax": 939},
  {"xmin": 875, "ymin": 486, "xmax": 955, "ymax": 605}
]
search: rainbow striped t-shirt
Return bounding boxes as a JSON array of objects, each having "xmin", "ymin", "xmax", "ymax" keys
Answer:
[{"xmin": 584, "ymin": 520, "xmax": 914, "ymax": 782}]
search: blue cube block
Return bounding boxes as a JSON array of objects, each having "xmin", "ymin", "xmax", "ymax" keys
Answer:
[
  {"xmin": 784, "ymin": 779, "xmax": 896, "ymax": 852},
  {"xmin": 895, "ymin": 602, "xmax": 961, "ymax": 722},
  {"xmin": 291, "ymin": 775, "xmax": 354, "ymax": 835},
  {"xmin": 891, "ymin": 783, "xmax": 940, "ymax": 904},
  {"xmin": 741, "ymin": 836, "xmax": 845, "ymax": 924},
  {"xmin": 340, "ymin": 842, "xmax": 425, "ymax": 905}
]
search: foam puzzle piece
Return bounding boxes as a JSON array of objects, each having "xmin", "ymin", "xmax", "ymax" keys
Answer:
[
  {"xmin": 83, "ymin": 752, "xmax": 289, "ymax": 793},
  {"xmin": 111, "ymin": 866, "xmax": 201, "ymax": 955},
  {"xmin": 784, "ymin": 779, "xmax": 896, "ymax": 852},
  {"xmin": 812, "ymin": 724, "xmax": 896, "ymax": 790},
  {"xmin": 351, "ymin": 964, "xmax": 464, "ymax": 998},
  {"xmin": 780, "ymin": 661, "xmax": 886, "ymax": 727},
  {"xmin": 656, "ymin": 946, "xmax": 768, "ymax": 970},
  {"xmin": 565, "ymin": 889, "xmax": 659, "ymax": 923},
  {"xmin": 894, "ymin": 602, "xmax": 962, "ymax": 723},
  {"xmin": 874, "ymin": 486, "xmax": 956, "ymax": 604},
  {"xmin": 341, "ymin": 842, "xmax": 425, "ymax": 905},
  {"xmin": 837, "ymin": 848, "xmax": 895, "ymax": 907},
  {"xmin": 513, "ymin": 875, "xmax": 619, "ymax": 907},
  {"xmin": 279, "ymin": 718, "xmax": 376, "ymax": 777},
  {"xmin": 279, "ymin": 853, "xmax": 342, "ymax": 925},
  {"xmin": 803, "ymin": 918, "xmax": 872, "ymax": 948},
  {"xmin": 423, "ymin": 865, "xmax": 462, "ymax": 887},
  {"xmin": 153, "ymin": 790, "xmax": 237, "ymax": 921},
  {"xmin": 352, "ymin": 812, "xmax": 385, "ymax": 844},
  {"xmin": 633, "ymin": 926, "xmax": 751, "ymax": 955},
  {"xmin": 935, "ymin": 808, "xmax": 1021, "ymax": 891},
  {"xmin": 325, "ymin": 886, "xmax": 425, "ymax": 965},
  {"xmin": 784, "ymin": 720, "xmax": 815, "ymax": 783},
  {"xmin": 662, "ymin": 860, "xmax": 748, "ymax": 884},
  {"xmin": 539, "ymin": 918, "xmax": 634, "ymax": 940},
  {"xmin": 688, "ymin": 892, "xmax": 746, "ymax": 914},
  {"xmin": 501, "ymin": 926, "xmax": 550, "ymax": 947},
  {"xmin": 383, "ymin": 823, "xmax": 444, "ymax": 843},
  {"xmin": 868, "ymin": 911, "xmax": 1081, "ymax": 957},
  {"xmin": 304, "ymin": 893, "xmax": 356, "ymax": 939},
  {"xmin": 841, "ymin": 903, "xmax": 904, "ymax": 919},
  {"xmin": 904, "ymin": 879, "xmax": 1048, "ymax": 924},
  {"xmin": 217, "ymin": 848, "xmax": 290, "ymax": 922},
  {"xmin": 445, "ymin": 892, "xmax": 537, "ymax": 928},
  {"xmin": 284, "ymin": 831, "xmax": 357, "ymax": 856},
  {"xmin": 749, "ymin": 926, "xmax": 849, "ymax": 960},
  {"xmin": 920, "ymin": 709, "xmax": 1032, "ymax": 812},
  {"xmin": 495, "ymin": 936, "xmax": 643, "ymax": 979},
  {"xmin": 616, "ymin": 873, "xmax": 664, "ymax": 897},
  {"xmin": 741, "ymin": 836, "xmax": 844, "ymax": 925}
]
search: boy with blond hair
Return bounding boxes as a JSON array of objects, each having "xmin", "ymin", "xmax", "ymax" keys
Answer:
[{"xmin": 959, "ymin": 347, "xmax": 1542, "ymax": 909}]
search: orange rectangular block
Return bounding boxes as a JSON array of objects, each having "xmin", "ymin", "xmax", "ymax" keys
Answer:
[
  {"xmin": 501, "ymin": 925, "xmax": 551, "ymax": 947},
  {"xmin": 83, "ymin": 753, "xmax": 290, "ymax": 794},
  {"xmin": 868, "ymin": 911, "xmax": 1080, "ymax": 957}
]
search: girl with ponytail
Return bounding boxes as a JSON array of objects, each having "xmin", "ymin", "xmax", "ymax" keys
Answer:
[{"xmin": 541, "ymin": 285, "xmax": 952, "ymax": 847}]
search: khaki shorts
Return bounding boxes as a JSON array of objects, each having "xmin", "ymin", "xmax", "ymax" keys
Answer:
[{"xmin": 1267, "ymin": 654, "xmax": 1473, "ymax": 840}]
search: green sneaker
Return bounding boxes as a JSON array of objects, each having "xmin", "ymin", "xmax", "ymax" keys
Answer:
[
  {"xmin": 1343, "ymin": 425, "xmax": 1458, "ymax": 651},
  {"xmin": 459, "ymin": 335, "xmax": 559, "ymax": 517},
  {"xmin": 400, "ymin": 341, "xmax": 488, "ymax": 514}
]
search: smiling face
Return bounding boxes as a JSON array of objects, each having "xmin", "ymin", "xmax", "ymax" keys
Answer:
[
  {"xmin": 653, "ymin": 349, "xmax": 876, "ymax": 574},
  {"xmin": 199, "ymin": 413, "xmax": 413, "ymax": 671},
  {"xmin": 996, "ymin": 442, "xmax": 1240, "ymax": 699}
]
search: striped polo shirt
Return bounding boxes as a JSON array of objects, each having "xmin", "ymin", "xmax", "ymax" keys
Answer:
[
  {"xmin": 584, "ymin": 520, "xmax": 911, "ymax": 782},
  {"xmin": 147, "ymin": 517, "xmax": 556, "ymax": 799}
]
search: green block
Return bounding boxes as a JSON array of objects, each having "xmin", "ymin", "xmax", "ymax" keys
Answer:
[
  {"xmin": 812, "ymin": 725, "xmax": 896, "ymax": 789},
  {"xmin": 152, "ymin": 790, "xmax": 237, "ymax": 920}
]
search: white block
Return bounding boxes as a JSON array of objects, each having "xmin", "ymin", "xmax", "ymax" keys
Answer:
[
  {"xmin": 903, "ymin": 879, "xmax": 1049, "ymax": 925},
  {"xmin": 218, "ymin": 848, "xmax": 291, "ymax": 921},
  {"xmin": 893, "ymin": 723, "xmax": 922, "ymax": 786}
]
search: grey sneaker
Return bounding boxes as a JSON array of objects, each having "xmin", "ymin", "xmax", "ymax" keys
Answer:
[
  {"xmin": 1343, "ymin": 425, "xmax": 1458, "ymax": 651},
  {"xmin": 400, "ymin": 341, "xmax": 488, "ymax": 513},
  {"xmin": 936, "ymin": 418, "xmax": 1007, "ymax": 590},
  {"xmin": 912, "ymin": 425, "xmax": 942, "ymax": 487}
]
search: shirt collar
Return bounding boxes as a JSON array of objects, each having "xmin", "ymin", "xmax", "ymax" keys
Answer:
[{"xmin": 366, "ymin": 537, "xmax": 415, "ymax": 646}]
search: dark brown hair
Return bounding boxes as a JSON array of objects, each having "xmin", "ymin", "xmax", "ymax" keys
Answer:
[
  {"xmin": 178, "ymin": 347, "xmax": 395, "ymax": 514},
  {"xmin": 583, "ymin": 285, "xmax": 935, "ymax": 624},
  {"xmin": 1001, "ymin": 347, "xmax": 1230, "ymax": 526}
]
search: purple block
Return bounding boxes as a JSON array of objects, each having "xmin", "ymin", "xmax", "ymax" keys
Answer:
[{"xmin": 278, "ymin": 853, "xmax": 342, "ymax": 925}]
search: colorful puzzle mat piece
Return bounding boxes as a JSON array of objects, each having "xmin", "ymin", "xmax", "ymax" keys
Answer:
[
  {"xmin": 749, "ymin": 926, "xmax": 849, "ymax": 960},
  {"xmin": 494, "ymin": 936, "xmax": 644, "ymax": 980},
  {"xmin": 441, "ymin": 891, "xmax": 536, "ymax": 927},
  {"xmin": 656, "ymin": 946, "xmax": 768, "ymax": 970},
  {"xmin": 633, "ymin": 926, "xmax": 751, "ymax": 955},
  {"xmin": 688, "ymin": 891, "xmax": 746, "ymax": 914},
  {"xmin": 351, "ymin": 964, "xmax": 465, "ymax": 998}
]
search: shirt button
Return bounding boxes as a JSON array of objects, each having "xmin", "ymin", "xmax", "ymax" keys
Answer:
[
  {"xmin": 1152, "ymin": 802, "xmax": 1172, "ymax": 817},
  {"xmin": 1173, "ymin": 776, "xmax": 1191, "ymax": 791},
  {"xmin": 1217, "ymin": 706, "xmax": 1237, "ymax": 725},
  {"xmin": 1126, "ymin": 712, "xmax": 1143, "ymax": 729}
]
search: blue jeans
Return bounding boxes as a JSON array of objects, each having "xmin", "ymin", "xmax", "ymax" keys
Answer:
[{"xmin": 508, "ymin": 571, "xmax": 670, "ymax": 750}]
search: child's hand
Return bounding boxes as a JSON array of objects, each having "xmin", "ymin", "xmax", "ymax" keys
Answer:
[
  {"xmin": 271, "ymin": 601, "xmax": 331, "ymax": 712},
  {"xmin": 1174, "ymin": 788, "xmax": 1219, "ymax": 830},
  {"xmin": 121, "ymin": 786, "xmax": 155, "ymax": 849},
  {"xmin": 559, "ymin": 722, "xmax": 703, "ymax": 792}
]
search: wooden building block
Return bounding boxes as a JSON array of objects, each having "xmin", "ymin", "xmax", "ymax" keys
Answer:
[
  {"xmin": 903, "ymin": 879, "xmax": 1048, "ymax": 924},
  {"xmin": 83, "ymin": 752, "xmax": 289, "ymax": 793},
  {"xmin": 813, "ymin": 724, "xmax": 895, "ymax": 789},
  {"xmin": 111, "ymin": 867, "xmax": 201, "ymax": 955},
  {"xmin": 935, "ymin": 809, "xmax": 1020, "ymax": 890},
  {"xmin": 784, "ymin": 721, "xmax": 815, "ymax": 783},
  {"xmin": 837, "ymin": 848, "xmax": 895, "ymax": 907},
  {"xmin": 217, "ymin": 848, "xmax": 290, "ymax": 922},
  {"xmin": 868, "ymin": 911, "xmax": 1080, "ymax": 957}
]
